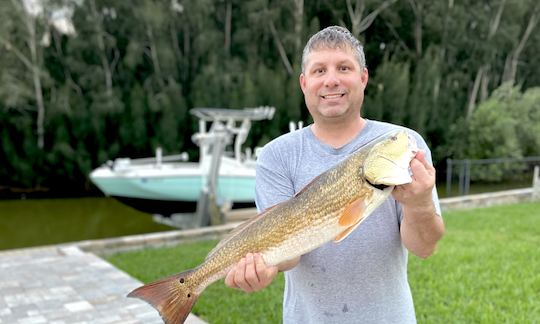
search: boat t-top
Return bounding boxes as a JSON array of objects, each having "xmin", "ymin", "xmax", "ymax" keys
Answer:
[{"xmin": 90, "ymin": 106, "xmax": 275, "ymax": 222}]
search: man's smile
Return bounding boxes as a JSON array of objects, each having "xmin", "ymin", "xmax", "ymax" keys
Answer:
[{"xmin": 321, "ymin": 93, "xmax": 346, "ymax": 99}]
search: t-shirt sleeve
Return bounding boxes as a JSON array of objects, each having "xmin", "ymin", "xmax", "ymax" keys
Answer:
[{"xmin": 254, "ymin": 144, "xmax": 295, "ymax": 212}]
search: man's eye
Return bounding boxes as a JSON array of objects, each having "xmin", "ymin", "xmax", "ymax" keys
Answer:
[
  {"xmin": 315, "ymin": 68, "xmax": 325, "ymax": 74},
  {"xmin": 340, "ymin": 66, "xmax": 350, "ymax": 71}
]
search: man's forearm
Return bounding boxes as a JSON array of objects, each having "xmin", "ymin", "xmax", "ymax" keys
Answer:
[{"xmin": 400, "ymin": 203, "xmax": 445, "ymax": 259}]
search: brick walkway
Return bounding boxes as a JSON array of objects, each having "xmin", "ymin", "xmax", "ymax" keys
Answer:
[{"xmin": 0, "ymin": 245, "xmax": 205, "ymax": 324}]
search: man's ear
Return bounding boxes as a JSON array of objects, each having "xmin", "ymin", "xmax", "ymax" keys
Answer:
[
  {"xmin": 360, "ymin": 68, "xmax": 369, "ymax": 89},
  {"xmin": 299, "ymin": 73, "xmax": 306, "ymax": 94}
]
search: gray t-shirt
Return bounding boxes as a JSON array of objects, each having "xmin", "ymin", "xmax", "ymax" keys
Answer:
[{"xmin": 255, "ymin": 119, "xmax": 441, "ymax": 324}]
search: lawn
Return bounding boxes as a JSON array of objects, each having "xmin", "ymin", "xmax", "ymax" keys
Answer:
[{"xmin": 108, "ymin": 201, "xmax": 540, "ymax": 323}]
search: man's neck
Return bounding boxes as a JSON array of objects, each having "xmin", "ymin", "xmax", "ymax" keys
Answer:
[{"xmin": 311, "ymin": 117, "xmax": 366, "ymax": 149}]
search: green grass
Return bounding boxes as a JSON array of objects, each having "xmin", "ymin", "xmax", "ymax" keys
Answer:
[
  {"xmin": 410, "ymin": 202, "xmax": 540, "ymax": 323},
  {"xmin": 108, "ymin": 202, "xmax": 540, "ymax": 323}
]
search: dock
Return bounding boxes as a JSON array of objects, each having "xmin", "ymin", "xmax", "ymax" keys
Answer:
[{"xmin": 0, "ymin": 245, "xmax": 206, "ymax": 324}]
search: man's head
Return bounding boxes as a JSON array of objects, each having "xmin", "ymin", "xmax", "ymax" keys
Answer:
[
  {"xmin": 299, "ymin": 26, "xmax": 369, "ymax": 125},
  {"xmin": 301, "ymin": 26, "xmax": 366, "ymax": 73}
]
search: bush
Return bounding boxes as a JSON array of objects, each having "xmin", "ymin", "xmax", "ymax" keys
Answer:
[{"xmin": 449, "ymin": 83, "xmax": 539, "ymax": 181}]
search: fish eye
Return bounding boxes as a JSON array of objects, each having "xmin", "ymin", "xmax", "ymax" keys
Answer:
[{"xmin": 391, "ymin": 135, "xmax": 398, "ymax": 141}]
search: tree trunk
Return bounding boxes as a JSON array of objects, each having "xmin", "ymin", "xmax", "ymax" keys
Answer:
[
  {"xmin": 346, "ymin": 0, "xmax": 397, "ymax": 37},
  {"xmin": 489, "ymin": 0, "xmax": 506, "ymax": 39},
  {"xmin": 480, "ymin": 67, "xmax": 490, "ymax": 102},
  {"xmin": 501, "ymin": 6, "xmax": 538, "ymax": 85},
  {"xmin": 146, "ymin": 26, "xmax": 165, "ymax": 88},
  {"xmin": 437, "ymin": 0, "xmax": 454, "ymax": 67},
  {"xmin": 24, "ymin": 8, "xmax": 45, "ymax": 149},
  {"xmin": 225, "ymin": 1, "xmax": 232, "ymax": 56},
  {"xmin": 466, "ymin": 0, "xmax": 505, "ymax": 115},
  {"xmin": 467, "ymin": 66, "xmax": 483, "ymax": 118},
  {"xmin": 408, "ymin": 0, "xmax": 422, "ymax": 58},
  {"xmin": 89, "ymin": 0, "xmax": 113, "ymax": 97},
  {"xmin": 346, "ymin": 0, "xmax": 365, "ymax": 37},
  {"xmin": 171, "ymin": 22, "xmax": 182, "ymax": 66},
  {"xmin": 4, "ymin": 0, "xmax": 47, "ymax": 148},
  {"xmin": 30, "ymin": 30, "xmax": 45, "ymax": 149},
  {"xmin": 268, "ymin": 20, "xmax": 293, "ymax": 75},
  {"xmin": 293, "ymin": 0, "xmax": 303, "ymax": 66},
  {"xmin": 183, "ymin": 23, "xmax": 190, "ymax": 84}
]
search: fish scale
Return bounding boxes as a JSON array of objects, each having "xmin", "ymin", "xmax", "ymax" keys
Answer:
[{"xmin": 128, "ymin": 130, "xmax": 415, "ymax": 324}]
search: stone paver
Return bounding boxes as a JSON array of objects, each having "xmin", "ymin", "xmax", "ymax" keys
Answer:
[{"xmin": 0, "ymin": 246, "xmax": 205, "ymax": 324}]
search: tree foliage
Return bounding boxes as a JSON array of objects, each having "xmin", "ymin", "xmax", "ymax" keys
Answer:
[
  {"xmin": 449, "ymin": 83, "xmax": 540, "ymax": 181},
  {"xmin": 0, "ymin": 0, "xmax": 538, "ymax": 194}
]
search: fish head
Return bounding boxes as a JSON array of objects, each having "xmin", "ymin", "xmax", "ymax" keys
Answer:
[{"xmin": 363, "ymin": 130, "xmax": 418, "ymax": 186}]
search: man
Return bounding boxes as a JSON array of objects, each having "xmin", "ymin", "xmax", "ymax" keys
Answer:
[{"xmin": 225, "ymin": 26, "xmax": 445, "ymax": 323}]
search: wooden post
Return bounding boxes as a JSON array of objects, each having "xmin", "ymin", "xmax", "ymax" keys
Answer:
[{"xmin": 533, "ymin": 166, "xmax": 540, "ymax": 200}]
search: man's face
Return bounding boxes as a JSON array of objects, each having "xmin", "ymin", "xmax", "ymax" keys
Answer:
[{"xmin": 300, "ymin": 46, "xmax": 368, "ymax": 123}]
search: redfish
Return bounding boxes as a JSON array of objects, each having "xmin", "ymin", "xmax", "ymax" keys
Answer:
[{"xmin": 128, "ymin": 130, "xmax": 417, "ymax": 323}]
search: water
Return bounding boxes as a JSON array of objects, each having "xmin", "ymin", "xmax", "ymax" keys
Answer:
[
  {"xmin": 1, "ymin": 180, "xmax": 531, "ymax": 251},
  {"xmin": 0, "ymin": 197, "xmax": 173, "ymax": 251},
  {"xmin": 438, "ymin": 179, "xmax": 532, "ymax": 197}
]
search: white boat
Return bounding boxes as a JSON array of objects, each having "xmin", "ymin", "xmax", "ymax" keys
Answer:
[{"xmin": 89, "ymin": 107, "xmax": 275, "ymax": 217}]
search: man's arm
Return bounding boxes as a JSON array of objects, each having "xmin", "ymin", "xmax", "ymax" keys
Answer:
[{"xmin": 393, "ymin": 150, "xmax": 445, "ymax": 259}]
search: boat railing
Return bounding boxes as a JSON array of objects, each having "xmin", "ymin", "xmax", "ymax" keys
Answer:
[
  {"xmin": 190, "ymin": 106, "xmax": 275, "ymax": 163},
  {"xmin": 107, "ymin": 148, "xmax": 189, "ymax": 171},
  {"xmin": 190, "ymin": 106, "xmax": 275, "ymax": 122}
]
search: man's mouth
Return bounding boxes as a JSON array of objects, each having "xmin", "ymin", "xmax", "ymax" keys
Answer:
[{"xmin": 321, "ymin": 93, "xmax": 345, "ymax": 99}]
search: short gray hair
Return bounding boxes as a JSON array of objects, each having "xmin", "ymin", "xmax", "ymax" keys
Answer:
[{"xmin": 301, "ymin": 26, "xmax": 366, "ymax": 73}]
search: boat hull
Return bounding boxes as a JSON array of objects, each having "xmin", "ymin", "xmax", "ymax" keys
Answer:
[{"xmin": 90, "ymin": 159, "xmax": 257, "ymax": 216}]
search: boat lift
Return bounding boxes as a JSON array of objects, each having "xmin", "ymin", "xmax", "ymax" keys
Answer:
[{"xmin": 154, "ymin": 106, "xmax": 275, "ymax": 229}]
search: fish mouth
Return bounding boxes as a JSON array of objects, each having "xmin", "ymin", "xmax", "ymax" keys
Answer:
[
  {"xmin": 362, "ymin": 131, "xmax": 418, "ymax": 186},
  {"xmin": 369, "ymin": 155, "xmax": 412, "ymax": 185},
  {"xmin": 365, "ymin": 179, "xmax": 390, "ymax": 191}
]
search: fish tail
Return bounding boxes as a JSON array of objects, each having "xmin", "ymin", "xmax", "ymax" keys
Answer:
[{"xmin": 128, "ymin": 269, "xmax": 199, "ymax": 324}]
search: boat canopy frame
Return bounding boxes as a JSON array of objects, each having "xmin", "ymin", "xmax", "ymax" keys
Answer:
[{"xmin": 190, "ymin": 106, "xmax": 275, "ymax": 163}]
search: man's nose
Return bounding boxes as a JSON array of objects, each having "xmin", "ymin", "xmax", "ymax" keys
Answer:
[{"xmin": 323, "ymin": 70, "xmax": 340, "ymax": 87}]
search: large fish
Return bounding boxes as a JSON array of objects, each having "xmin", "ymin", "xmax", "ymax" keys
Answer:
[{"xmin": 128, "ymin": 130, "xmax": 418, "ymax": 323}]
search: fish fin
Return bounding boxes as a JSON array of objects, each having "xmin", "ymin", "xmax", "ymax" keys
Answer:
[
  {"xmin": 335, "ymin": 198, "xmax": 367, "ymax": 243},
  {"xmin": 334, "ymin": 226, "xmax": 355, "ymax": 243},
  {"xmin": 128, "ymin": 270, "xmax": 199, "ymax": 324},
  {"xmin": 205, "ymin": 205, "xmax": 277, "ymax": 261},
  {"xmin": 338, "ymin": 198, "xmax": 366, "ymax": 226}
]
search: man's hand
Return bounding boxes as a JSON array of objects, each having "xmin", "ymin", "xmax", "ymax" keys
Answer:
[
  {"xmin": 393, "ymin": 150, "xmax": 444, "ymax": 258},
  {"xmin": 224, "ymin": 253, "xmax": 279, "ymax": 293},
  {"xmin": 392, "ymin": 150, "xmax": 435, "ymax": 210}
]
